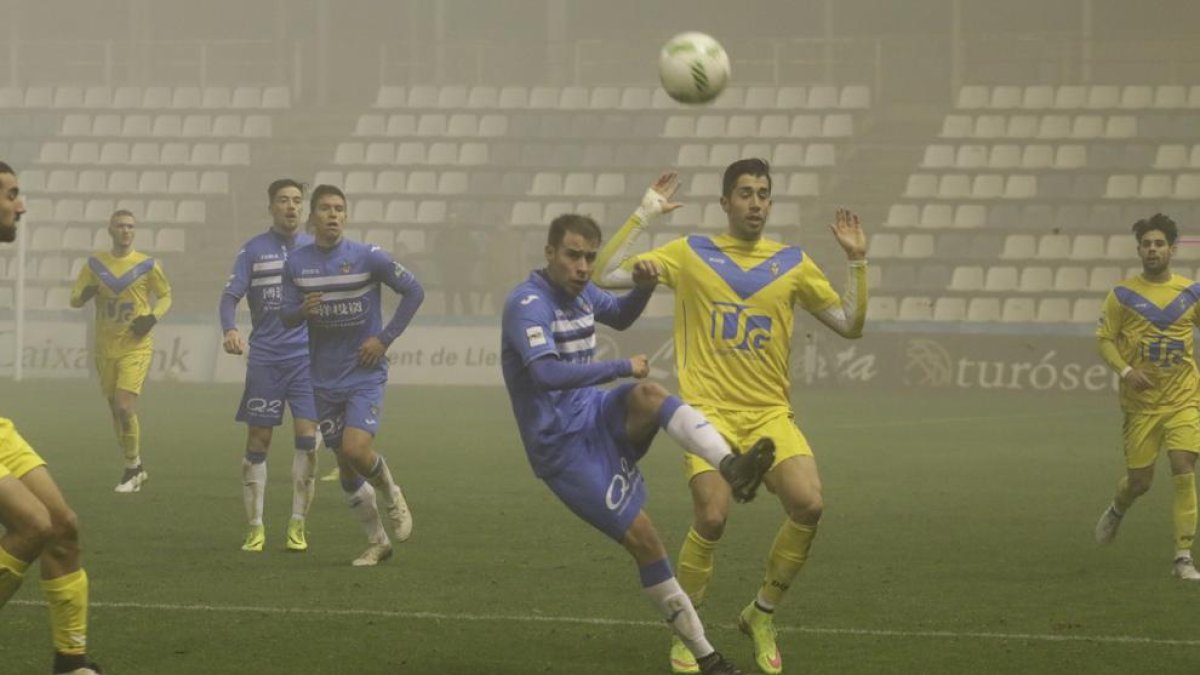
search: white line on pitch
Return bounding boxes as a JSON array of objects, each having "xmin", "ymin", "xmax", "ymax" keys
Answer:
[{"xmin": 10, "ymin": 599, "xmax": 1200, "ymax": 647}]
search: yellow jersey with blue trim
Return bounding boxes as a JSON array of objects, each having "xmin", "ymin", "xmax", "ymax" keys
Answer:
[
  {"xmin": 1097, "ymin": 273, "xmax": 1200, "ymax": 414},
  {"xmin": 632, "ymin": 233, "xmax": 840, "ymax": 410},
  {"xmin": 71, "ymin": 250, "xmax": 172, "ymax": 358}
]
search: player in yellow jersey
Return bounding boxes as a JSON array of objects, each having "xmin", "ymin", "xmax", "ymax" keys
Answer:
[
  {"xmin": 70, "ymin": 209, "xmax": 172, "ymax": 493},
  {"xmin": 1094, "ymin": 213, "xmax": 1200, "ymax": 581},
  {"xmin": 0, "ymin": 161, "xmax": 103, "ymax": 674},
  {"xmin": 594, "ymin": 161, "xmax": 867, "ymax": 674}
]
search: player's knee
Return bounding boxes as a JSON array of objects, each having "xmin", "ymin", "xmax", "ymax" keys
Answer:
[
  {"xmin": 246, "ymin": 428, "xmax": 272, "ymax": 453},
  {"xmin": 693, "ymin": 506, "xmax": 728, "ymax": 540},
  {"xmin": 789, "ymin": 496, "xmax": 824, "ymax": 524},
  {"xmin": 49, "ymin": 507, "xmax": 80, "ymax": 547},
  {"xmin": 630, "ymin": 381, "xmax": 670, "ymax": 413},
  {"xmin": 113, "ymin": 400, "xmax": 135, "ymax": 420},
  {"xmin": 16, "ymin": 505, "xmax": 54, "ymax": 552}
]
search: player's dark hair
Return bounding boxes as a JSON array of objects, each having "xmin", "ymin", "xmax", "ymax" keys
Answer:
[
  {"xmin": 547, "ymin": 213, "xmax": 601, "ymax": 248},
  {"xmin": 310, "ymin": 184, "xmax": 347, "ymax": 213},
  {"xmin": 110, "ymin": 209, "xmax": 136, "ymax": 222},
  {"xmin": 722, "ymin": 158, "xmax": 772, "ymax": 198},
  {"xmin": 268, "ymin": 178, "xmax": 305, "ymax": 202},
  {"xmin": 1132, "ymin": 213, "xmax": 1178, "ymax": 246},
  {"xmin": 0, "ymin": 160, "xmax": 14, "ymax": 176}
]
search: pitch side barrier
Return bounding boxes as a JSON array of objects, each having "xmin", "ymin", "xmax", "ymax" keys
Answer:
[{"xmin": 1, "ymin": 315, "xmax": 1121, "ymax": 394}]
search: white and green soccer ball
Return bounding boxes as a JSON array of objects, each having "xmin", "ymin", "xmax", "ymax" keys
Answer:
[{"xmin": 658, "ymin": 32, "xmax": 731, "ymax": 105}]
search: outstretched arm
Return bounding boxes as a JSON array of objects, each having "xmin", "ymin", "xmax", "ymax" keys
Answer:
[
  {"xmin": 593, "ymin": 171, "xmax": 682, "ymax": 288},
  {"xmin": 593, "ymin": 260, "xmax": 660, "ymax": 330},
  {"xmin": 811, "ymin": 209, "xmax": 868, "ymax": 338}
]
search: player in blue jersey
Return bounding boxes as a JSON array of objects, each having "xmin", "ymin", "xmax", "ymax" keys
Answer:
[
  {"xmin": 220, "ymin": 179, "xmax": 321, "ymax": 553},
  {"xmin": 281, "ymin": 184, "xmax": 424, "ymax": 566},
  {"xmin": 500, "ymin": 213, "xmax": 776, "ymax": 675}
]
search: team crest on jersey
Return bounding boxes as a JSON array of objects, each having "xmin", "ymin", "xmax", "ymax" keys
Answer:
[
  {"xmin": 340, "ymin": 260, "xmax": 352, "ymax": 274},
  {"xmin": 770, "ymin": 261, "xmax": 780, "ymax": 277}
]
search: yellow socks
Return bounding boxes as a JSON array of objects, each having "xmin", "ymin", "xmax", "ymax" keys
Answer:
[
  {"xmin": 676, "ymin": 527, "xmax": 718, "ymax": 607},
  {"xmin": 0, "ymin": 544, "xmax": 31, "ymax": 607},
  {"xmin": 1172, "ymin": 472, "xmax": 1197, "ymax": 555},
  {"xmin": 41, "ymin": 568, "xmax": 89, "ymax": 656},
  {"xmin": 757, "ymin": 520, "xmax": 818, "ymax": 609}
]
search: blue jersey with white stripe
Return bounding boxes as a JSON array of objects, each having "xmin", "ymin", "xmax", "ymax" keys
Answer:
[
  {"xmin": 282, "ymin": 237, "xmax": 422, "ymax": 391},
  {"xmin": 501, "ymin": 270, "xmax": 629, "ymax": 478},
  {"xmin": 220, "ymin": 229, "xmax": 313, "ymax": 365}
]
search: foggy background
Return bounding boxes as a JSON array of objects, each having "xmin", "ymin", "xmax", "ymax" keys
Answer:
[{"xmin": 4, "ymin": 0, "xmax": 1200, "ymax": 388}]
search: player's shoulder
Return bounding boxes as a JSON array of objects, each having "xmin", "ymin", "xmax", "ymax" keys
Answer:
[
  {"xmin": 242, "ymin": 230, "xmax": 276, "ymax": 250},
  {"xmin": 503, "ymin": 276, "xmax": 552, "ymax": 315}
]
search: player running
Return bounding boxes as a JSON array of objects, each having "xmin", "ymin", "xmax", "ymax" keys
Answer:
[
  {"xmin": 1094, "ymin": 213, "xmax": 1200, "ymax": 581},
  {"xmin": 220, "ymin": 179, "xmax": 321, "ymax": 552},
  {"xmin": 594, "ymin": 164, "xmax": 868, "ymax": 674},
  {"xmin": 501, "ymin": 212, "xmax": 775, "ymax": 675},
  {"xmin": 70, "ymin": 208, "xmax": 172, "ymax": 494},
  {"xmin": 281, "ymin": 184, "xmax": 423, "ymax": 566}
]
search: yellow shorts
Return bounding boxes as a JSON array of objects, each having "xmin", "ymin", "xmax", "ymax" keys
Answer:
[
  {"xmin": 0, "ymin": 417, "xmax": 47, "ymax": 481},
  {"xmin": 684, "ymin": 406, "xmax": 813, "ymax": 479},
  {"xmin": 1123, "ymin": 407, "xmax": 1200, "ymax": 469},
  {"xmin": 95, "ymin": 350, "xmax": 152, "ymax": 398}
]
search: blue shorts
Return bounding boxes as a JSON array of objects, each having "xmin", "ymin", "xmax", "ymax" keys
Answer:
[
  {"xmin": 315, "ymin": 385, "xmax": 385, "ymax": 450},
  {"xmin": 236, "ymin": 357, "xmax": 317, "ymax": 427},
  {"xmin": 543, "ymin": 383, "xmax": 656, "ymax": 542}
]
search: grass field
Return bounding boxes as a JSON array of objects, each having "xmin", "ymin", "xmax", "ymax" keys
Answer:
[{"xmin": 2, "ymin": 379, "xmax": 1199, "ymax": 674}]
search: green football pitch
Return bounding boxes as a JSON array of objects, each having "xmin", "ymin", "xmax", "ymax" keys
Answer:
[{"xmin": 2, "ymin": 380, "xmax": 1198, "ymax": 674}]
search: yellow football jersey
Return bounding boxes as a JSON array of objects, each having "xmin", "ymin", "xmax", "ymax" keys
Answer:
[
  {"xmin": 70, "ymin": 250, "xmax": 172, "ymax": 357},
  {"xmin": 631, "ymin": 233, "xmax": 841, "ymax": 410},
  {"xmin": 1097, "ymin": 273, "xmax": 1200, "ymax": 414}
]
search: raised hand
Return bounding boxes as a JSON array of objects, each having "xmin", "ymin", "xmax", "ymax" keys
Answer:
[
  {"xmin": 641, "ymin": 171, "xmax": 684, "ymax": 216},
  {"xmin": 829, "ymin": 207, "xmax": 867, "ymax": 261}
]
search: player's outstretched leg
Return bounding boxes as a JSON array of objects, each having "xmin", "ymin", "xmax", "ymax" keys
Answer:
[
  {"xmin": 720, "ymin": 438, "xmax": 775, "ymax": 504},
  {"xmin": 640, "ymin": 387, "xmax": 774, "ymax": 503},
  {"xmin": 341, "ymin": 429, "xmax": 412, "ymax": 543}
]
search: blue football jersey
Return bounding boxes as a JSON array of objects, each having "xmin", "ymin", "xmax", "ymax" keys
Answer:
[
  {"xmin": 220, "ymin": 229, "xmax": 313, "ymax": 365},
  {"xmin": 282, "ymin": 237, "xmax": 423, "ymax": 391},
  {"xmin": 501, "ymin": 271, "xmax": 632, "ymax": 478}
]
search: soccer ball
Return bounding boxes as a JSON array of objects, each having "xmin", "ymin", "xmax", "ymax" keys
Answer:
[{"xmin": 658, "ymin": 32, "xmax": 731, "ymax": 105}]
